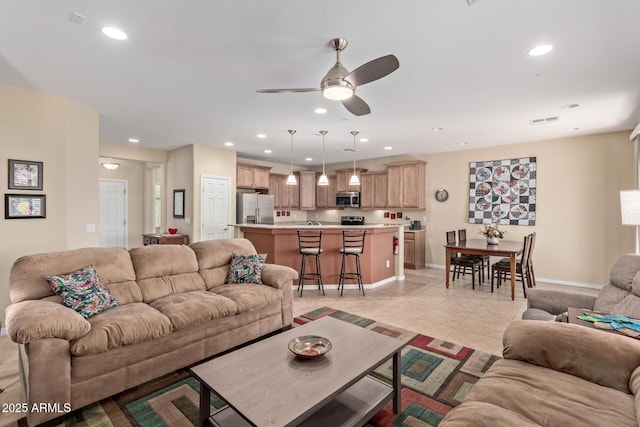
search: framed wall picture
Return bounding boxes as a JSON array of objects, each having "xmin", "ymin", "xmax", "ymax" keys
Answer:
[
  {"xmin": 5, "ymin": 194, "xmax": 46, "ymax": 219},
  {"xmin": 173, "ymin": 189, "xmax": 185, "ymax": 218},
  {"xmin": 8, "ymin": 159, "xmax": 43, "ymax": 190}
]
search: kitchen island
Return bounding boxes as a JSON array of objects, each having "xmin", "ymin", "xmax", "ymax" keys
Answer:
[{"xmin": 232, "ymin": 224, "xmax": 401, "ymax": 289}]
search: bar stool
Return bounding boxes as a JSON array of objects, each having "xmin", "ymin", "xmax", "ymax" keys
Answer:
[
  {"xmin": 338, "ymin": 229, "xmax": 366, "ymax": 296},
  {"xmin": 296, "ymin": 230, "xmax": 324, "ymax": 297}
]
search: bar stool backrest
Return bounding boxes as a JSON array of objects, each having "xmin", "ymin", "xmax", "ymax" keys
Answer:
[
  {"xmin": 342, "ymin": 230, "xmax": 366, "ymax": 254},
  {"xmin": 297, "ymin": 230, "xmax": 322, "ymax": 254}
]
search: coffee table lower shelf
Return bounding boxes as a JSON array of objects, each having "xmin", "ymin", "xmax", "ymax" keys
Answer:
[{"xmin": 209, "ymin": 375, "xmax": 392, "ymax": 427}]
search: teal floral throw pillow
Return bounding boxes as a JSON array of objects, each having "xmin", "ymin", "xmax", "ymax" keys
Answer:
[
  {"xmin": 226, "ymin": 253, "xmax": 267, "ymax": 284},
  {"xmin": 45, "ymin": 265, "xmax": 118, "ymax": 319}
]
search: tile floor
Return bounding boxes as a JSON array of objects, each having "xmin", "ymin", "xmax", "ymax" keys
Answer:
[{"xmin": 0, "ymin": 267, "xmax": 600, "ymax": 427}]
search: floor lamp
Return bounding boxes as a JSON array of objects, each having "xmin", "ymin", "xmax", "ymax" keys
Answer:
[{"xmin": 620, "ymin": 189, "xmax": 640, "ymax": 254}]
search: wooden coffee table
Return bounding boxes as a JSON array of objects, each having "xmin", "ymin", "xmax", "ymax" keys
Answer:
[{"xmin": 189, "ymin": 316, "xmax": 415, "ymax": 427}]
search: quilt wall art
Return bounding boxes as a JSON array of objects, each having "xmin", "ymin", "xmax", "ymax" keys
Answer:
[{"xmin": 468, "ymin": 157, "xmax": 536, "ymax": 226}]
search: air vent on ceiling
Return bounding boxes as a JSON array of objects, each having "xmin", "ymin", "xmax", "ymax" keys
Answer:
[
  {"xmin": 340, "ymin": 148, "xmax": 356, "ymax": 152},
  {"xmin": 69, "ymin": 12, "xmax": 86, "ymax": 24},
  {"xmin": 466, "ymin": 0, "xmax": 482, "ymax": 5},
  {"xmin": 530, "ymin": 116, "xmax": 559, "ymax": 126}
]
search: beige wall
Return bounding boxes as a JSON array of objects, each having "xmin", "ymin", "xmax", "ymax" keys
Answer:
[
  {"xmin": 166, "ymin": 145, "xmax": 194, "ymax": 238},
  {"xmin": 316, "ymin": 132, "xmax": 632, "ymax": 287},
  {"xmin": 0, "ymin": 84, "xmax": 100, "ymax": 327}
]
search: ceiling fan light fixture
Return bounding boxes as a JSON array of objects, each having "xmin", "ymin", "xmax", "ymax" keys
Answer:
[{"xmin": 322, "ymin": 85, "xmax": 353, "ymax": 101}]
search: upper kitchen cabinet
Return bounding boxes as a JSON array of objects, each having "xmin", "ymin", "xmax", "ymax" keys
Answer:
[
  {"xmin": 360, "ymin": 171, "xmax": 388, "ymax": 209},
  {"xmin": 386, "ymin": 161, "xmax": 426, "ymax": 209},
  {"xmin": 269, "ymin": 173, "xmax": 299, "ymax": 209},
  {"xmin": 336, "ymin": 168, "xmax": 367, "ymax": 192},
  {"xmin": 298, "ymin": 171, "xmax": 318, "ymax": 210},
  {"xmin": 316, "ymin": 174, "xmax": 337, "ymax": 209},
  {"xmin": 237, "ymin": 164, "xmax": 271, "ymax": 190}
]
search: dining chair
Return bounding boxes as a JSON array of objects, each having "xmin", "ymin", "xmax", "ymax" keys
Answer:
[
  {"xmin": 446, "ymin": 230, "xmax": 482, "ymax": 289},
  {"xmin": 491, "ymin": 233, "xmax": 533, "ymax": 297},
  {"xmin": 458, "ymin": 228, "xmax": 490, "ymax": 281}
]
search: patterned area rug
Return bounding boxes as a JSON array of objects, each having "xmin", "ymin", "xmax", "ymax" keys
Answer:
[{"xmin": 24, "ymin": 307, "xmax": 499, "ymax": 427}]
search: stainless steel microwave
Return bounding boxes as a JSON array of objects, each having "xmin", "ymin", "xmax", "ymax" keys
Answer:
[{"xmin": 336, "ymin": 191, "xmax": 360, "ymax": 208}]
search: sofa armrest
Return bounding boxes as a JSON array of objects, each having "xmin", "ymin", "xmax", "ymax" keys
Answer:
[
  {"xmin": 261, "ymin": 264, "xmax": 298, "ymax": 290},
  {"xmin": 526, "ymin": 288, "xmax": 596, "ymax": 315},
  {"xmin": 503, "ymin": 320, "xmax": 640, "ymax": 394},
  {"xmin": 6, "ymin": 300, "xmax": 91, "ymax": 344}
]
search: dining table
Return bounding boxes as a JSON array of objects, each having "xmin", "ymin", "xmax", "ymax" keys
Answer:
[{"xmin": 445, "ymin": 238, "xmax": 524, "ymax": 300}]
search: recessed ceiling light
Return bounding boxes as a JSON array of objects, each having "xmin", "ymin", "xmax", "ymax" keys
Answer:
[
  {"xmin": 128, "ymin": 138, "xmax": 139, "ymax": 143},
  {"xmin": 264, "ymin": 149, "xmax": 272, "ymax": 154},
  {"xmin": 305, "ymin": 157, "xmax": 313, "ymax": 161},
  {"xmin": 314, "ymin": 108, "xmax": 327, "ymax": 114},
  {"xmin": 528, "ymin": 44, "xmax": 553, "ymax": 56},
  {"xmin": 359, "ymin": 138, "xmax": 368, "ymax": 142},
  {"xmin": 432, "ymin": 127, "xmax": 444, "ymax": 132},
  {"xmin": 384, "ymin": 146, "xmax": 392, "ymax": 150},
  {"xmin": 101, "ymin": 27, "xmax": 128, "ymax": 40},
  {"xmin": 224, "ymin": 141, "xmax": 234, "ymax": 147},
  {"xmin": 256, "ymin": 133, "xmax": 266, "ymax": 139},
  {"xmin": 567, "ymin": 128, "xmax": 580, "ymax": 131},
  {"xmin": 562, "ymin": 104, "xmax": 580, "ymax": 109},
  {"xmin": 459, "ymin": 142, "xmax": 469, "ymax": 146}
]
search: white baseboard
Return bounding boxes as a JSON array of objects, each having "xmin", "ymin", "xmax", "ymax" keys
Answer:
[
  {"xmin": 425, "ymin": 264, "xmax": 603, "ymax": 289},
  {"xmin": 314, "ymin": 275, "xmax": 399, "ymax": 290}
]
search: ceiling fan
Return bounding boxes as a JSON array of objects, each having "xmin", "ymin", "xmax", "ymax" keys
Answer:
[{"xmin": 257, "ymin": 38, "xmax": 399, "ymax": 116}]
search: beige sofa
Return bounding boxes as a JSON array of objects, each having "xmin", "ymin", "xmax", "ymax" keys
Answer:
[
  {"xmin": 440, "ymin": 320, "xmax": 640, "ymax": 426},
  {"xmin": 5, "ymin": 238, "xmax": 298, "ymax": 426}
]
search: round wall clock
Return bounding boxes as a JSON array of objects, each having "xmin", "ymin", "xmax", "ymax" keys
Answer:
[{"xmin": 435, "ymin": 189, "xmax": 449, "ymax": 202}]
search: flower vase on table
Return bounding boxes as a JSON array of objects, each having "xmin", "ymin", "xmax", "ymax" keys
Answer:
[
  {"xmin": 480, "ymin": 222, "xmax": 505, "ymax": 245},
  {"xmin": 486, "ymin": 236, "xmax": 500, "ymax": 245}
]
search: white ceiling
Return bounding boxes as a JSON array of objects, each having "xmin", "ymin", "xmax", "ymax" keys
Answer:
[{"xmin": 2, "ymin": 0, "xmax": 640, "ymax": 166}]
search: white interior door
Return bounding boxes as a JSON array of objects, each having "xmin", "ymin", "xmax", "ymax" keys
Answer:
[
  {"xmin": 99, "ymin": 179, "xmax": 127, "ymax": 247},
  {"xmin": 201, "ymin": 176, "xmax": 231, "ymax": 240}
]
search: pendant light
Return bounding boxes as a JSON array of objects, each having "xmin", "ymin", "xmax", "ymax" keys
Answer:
[
  {"xmin": 286, "ymin": 129, "xmax": 297, "ymax": 185},
  {"xmin": 349, "ymin": 131, "xmax": 360, "ymax": 186},
  {"xmin": 318, "ymin": 130, "xmax": 329, "ymax": 186}
]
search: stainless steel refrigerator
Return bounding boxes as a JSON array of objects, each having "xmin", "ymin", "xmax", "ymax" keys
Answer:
[{"xmin": 236, "ymin": 193, "xmax": 274, "ymax": 224}]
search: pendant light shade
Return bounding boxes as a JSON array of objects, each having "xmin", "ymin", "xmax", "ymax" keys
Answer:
[
  {"xmin": 318, "ymin": 130, "xmax": 329, "ymax": 186},
  {"xmin": 286, "ymin": 129, "xmax": 297, "ymax": 185},
  {"xmin": 349, "ymin": 131, "xmax": 360, "ymax": 186}
]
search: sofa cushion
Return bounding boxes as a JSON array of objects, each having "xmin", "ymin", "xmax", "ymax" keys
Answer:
[
  {"xmin": 594, "ymin": 284, "xmax": 629, "ymax": 313},
  {"xmin": 613, "ymin": 294, "xmax": 640, "ymax": 318},
  {"xmin": 149, "ymin": 291, "xmax": 238, "ymax": 330},
  {"xmin": 70, "ymin": 303, "xmax": 173, "ymax": 356},
  {"xmin": 129, "ymin": 245, "xmax": 206, "ymax": 302},
  {"xmin": 610, "ymin": 254, "xmax": 640, "ymax": 292},
  {"xmin": 226, "ymin": 253, "xmax": 267, "ymax": 284},
  {"xmin": 45, "ymin": 265, "xmax": 117, "ymax": 319},
  {"xmin": 214, "ymin": 284, "xmax": 283, "ymax": 313},
  {"xmin": 190, "ymin": 238, "xmax": 257, "ymax": 289},
  {"xmin": 460, "ymin": 359, "xmax": 636, "ymax": 427},
  {"xmin": 440, "ymin": 401, "xmax": 540, "ymax": 426},
  {"xmin": 10, "ymin": 247, "xmax": 137, "ymax": 304},
  {"xmin": 520, "ymin": 308, "xmax": 556, "ymax": 321},
  {"xmin": 6, "ymin": 300, "xmax": 91, "ymax": 344}
]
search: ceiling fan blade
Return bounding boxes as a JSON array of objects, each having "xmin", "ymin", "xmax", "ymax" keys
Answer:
[
  {"xmin": 344, "ymin": 54, "xmax": 399, "ymax": 87},
  {"xmin": 341, "ymin": 95, "xmax": 371, "ymax": 116},
  {"xmin": 256, "ymin": 88, "xmax": 320, "ymax": 93}
]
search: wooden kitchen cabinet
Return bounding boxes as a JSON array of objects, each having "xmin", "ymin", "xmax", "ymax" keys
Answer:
[
  {"xmin": 316, "ymin": 174, "xmax": 337, "ymax": 208},
  {"xmin": 360, "ymin": 171, "xmax": 388, "ymax": 209},
  {"xmin": 404, "ymin": 230, "xmax": 425, "ymax": 269},
  {"xmin": 269, "ymin": 174, "xmax": 299, "ymax": 209},
  {"xmin": 386, "ymin": 161, "xmax": 426, "ymax": 209},
  {"xmin": 298, "ymin": 171, "xmax": 317, "ymax": 210},
  {"xmin": 335, "ymin": 168, "xmax": 367, "ymax": 192},
  {"xmin": 237, "ymin": 164, "xmax": 271, "ymax": 190}
]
